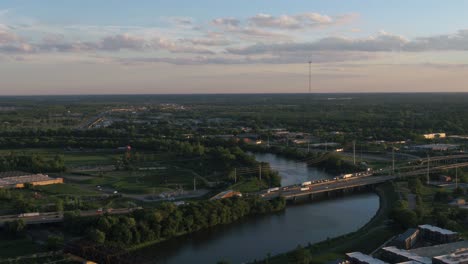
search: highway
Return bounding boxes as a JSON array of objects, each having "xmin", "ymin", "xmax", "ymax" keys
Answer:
[
  {"xmin": 259, "ymin": 160, "xmax": 468, "ymax": 201},
  {"xmin": 0, "ymin": 208, "xmax": 140, "ymax": 227},
  {"xmin": 259, "ymin": 174, "xmax": 395, "ymax": 200}
]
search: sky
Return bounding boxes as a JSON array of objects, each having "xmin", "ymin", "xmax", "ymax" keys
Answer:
[{"xmin": 1, "ymin": 0, "xmax": 468, "ymax": 95}]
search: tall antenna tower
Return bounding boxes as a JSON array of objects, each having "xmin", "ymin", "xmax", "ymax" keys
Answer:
[{"xmin": 308, "ymin": 61, "xmax": 312, "ymax": 94}]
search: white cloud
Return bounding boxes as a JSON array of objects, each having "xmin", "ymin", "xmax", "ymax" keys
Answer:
[
  {"xmin": 212, "ymin": 18, "xmax": 240, "ymax": 28},
  {"xmin": 100, "ymin": 34, "xmax": 147, "ymax": 51},
  {"xmin": 153, "ymin": 37, "xmax": 215, "ymax": 54},
  {"xmin": 247, "ymin": 12, "xmax": 358, "ymax": 30},
  {"xmin": 249, "ymin": 13, "xmax": 332, "ymax": 29},
  {"xmin": 0, "ymin": 24, "xmax": 20, "ymax": 44},
  {"xmin": 226, "ymin": 33, "xmax": 408, "ymax": 55}
]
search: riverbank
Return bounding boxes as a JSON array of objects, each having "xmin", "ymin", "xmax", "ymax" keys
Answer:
[
  {"xmin": 243, "ymin": 144, "xmax": 361, "ymax": 175},
  {"xmin": 261, "ymin": 182, "xmax": 400, "ymax": 264}
]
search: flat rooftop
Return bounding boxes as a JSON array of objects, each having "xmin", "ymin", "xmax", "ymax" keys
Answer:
[
  {"xmin": 382, "ymin": 247, "xmax": 432, "ymax": 264},
  {"xmin": 0, "ymin": 173, "xmax": 55, "ymax": 187},
  {"xmin": 418, "ymin": 225, "xmax": 458, "ymax": 235},
  {"xmin": 346, "ymin": 252, "xmax": 388, "ymax": 264},
  {"xmin": 433, "ymin": 248, "xmax": 468, "ymax": 264},
  {"xmin": 409, "ymin": 241, "xmax": 468, "ymax": 258},
  {"xmin": 395, "ymin": 228, "xmax": 419, "ymax": 242}
]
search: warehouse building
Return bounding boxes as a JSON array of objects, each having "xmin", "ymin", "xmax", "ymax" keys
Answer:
[
  {"xmin": 432, "ymin": 248, "xmax": 468, "ymax": 264},
  {"xmin": 380, "ymin": 246, "xmax": 432, "ymax": 264},
  {"xmin": 393, "ymin": 228, "xmax": 420, "ymax": 250},
  {"xmin": 419, "ymin": 225, "xmax": 459, "ymax": 244},
  {"xmin": 345, "ymin": 252, "xmax": 388, "ymax": 264},
  {"xmin": 345, "ymin": 241, "xmax": 468, "ymax": 264},
  {"xmin": 423, "ymin": 133, "xmax": 447, "ymax": 140},
  {"xmin": 0, "ymin": 171, "xmax": 63, "ymax": 188}
]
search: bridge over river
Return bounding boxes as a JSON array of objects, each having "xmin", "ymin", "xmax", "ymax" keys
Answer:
[{"xmin": 259, "ymin": 159, "xmax": 468, "ymax": 201}]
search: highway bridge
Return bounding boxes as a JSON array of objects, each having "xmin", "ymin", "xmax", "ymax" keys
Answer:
[{"xmin": 259, "ymin": 159, "xmax": 468, "ymax": 201}]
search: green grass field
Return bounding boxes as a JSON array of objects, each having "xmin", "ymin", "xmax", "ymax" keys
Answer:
[
  {"xmin": 73, "ymin": 167, "xmax": 199, "ymax": 194},
  {"xmin": 229, "ymin": 178, "xmax": 268, "ymax": 193},
  {"xmin": 35, "ymin": 183, "xmax": 100, "ymax": 196}
]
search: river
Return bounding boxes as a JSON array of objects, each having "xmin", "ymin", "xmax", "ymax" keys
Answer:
[
  {"xmin": 135, "ymin": 153, "xmax": 380, "ymax": 264},
  {"xmin": 252, "ymin": 152, "xmax": 334, "ymax": 186}
]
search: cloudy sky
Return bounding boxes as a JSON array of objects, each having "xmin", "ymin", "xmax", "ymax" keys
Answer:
[{"xmin": 1, "ymin": 0, "xmax": 468, "ymax": 95}]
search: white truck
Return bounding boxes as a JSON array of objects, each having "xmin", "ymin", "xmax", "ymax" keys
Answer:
[
  {"xmin": 18, "ymin": 212, "xmax": 40, "ymax": 218},
  {"xmin": 342, "ymin": 174, "xmax": 353, "ymax": 179},
  {"xmin": 301, "ymin": 181, "xmax": 312, "ymax": 186},
  {"xmin": 267, "ymin": 187, "xmax": 280, "ymax": 193},
  {"xmin": 300, "ymin": 187, "xmax": 310, "ymax": 191}
]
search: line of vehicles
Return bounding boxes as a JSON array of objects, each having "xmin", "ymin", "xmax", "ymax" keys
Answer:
[{"xmin": 262, "ymin": 169, "xmax": 375, "ymax": 195}]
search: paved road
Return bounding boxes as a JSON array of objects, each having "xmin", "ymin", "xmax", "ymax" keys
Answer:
[
  {"xmin": 260, "ymin": 174, "xmax": 396, "ymax": 200},
  {"xmin": 260, "ymin": 160, "xmax": 468, "ymax": 200}
]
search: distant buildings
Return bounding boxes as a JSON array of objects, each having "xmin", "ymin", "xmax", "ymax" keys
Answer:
[
  {"xmin": 412, "ymin": 144, "xmax": 459, "ymax": 152},
  {"xmin": 418, "ymin": 225, "xmax": 459, "ymax": 244},
  {"xmin": 449, "ymin": 199, "xmax": 466, "ymax": 206},
  {"xmin": 346, "ymin": 252, "xmax": 388, "ymax": 264},
  {"xmin": 380, "ymin": 246, "xmax": 432, "ymax": 264},
  {"xmin": 0, "ymin": 171, "xmax": 63, "ymax": 188},
  {"xmin": 348, "ymin": 241, "xmax": 468, "ymax": 264},
  {"xmin": 345, "ymin": 225, "xmax": 465, "ymax": 264},
  {"xmin": 393, "ymin": 228, "xmax": 420, "ymax": 250},
  {"xmin": 237, "ymin": 134, "xmax": 262, "ymax": 144},
  {"xmin": 423, "ymin": 133, "xmax": 447, "ymax": 140},
  {"xmin": 432, "ymin": 248, "xmax": 468, "ymax": 264},
  {"xmin": 439, "ymin": 175, "xmax": 453, "ymax": 183}
]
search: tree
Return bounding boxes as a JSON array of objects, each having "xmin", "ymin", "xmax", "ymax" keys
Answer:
[
  {"xmin": 391, "ymin": 207, "xmax": 418, "ymax": 229},
  {"xmin": 453, "ymin": 187, "xmax": 465, "ymax": 197},
  {"xmin": 87, "ymin": 228, "xmax": 106, "ymax": 244},
  {"xmin": 47, "ymin": 235, "xmax": 64, "ymax": 250},
  {"xmin": 55, "ymin": 199, "xmax": 64, "ymax": 212},
  {"xmin": 434, "ymin": 190, "xmax": 450, "ymax": 203},
  {"xmin": 408, "ymin": 178, "xmax": 423, "ymax": 195},
  {"xmin": 4, "ymin": 219, "xmax": 26, "ymax": 237},
  {"xmin": 291, "ymin": 245, "xmax": 312, "ymax": 264}
]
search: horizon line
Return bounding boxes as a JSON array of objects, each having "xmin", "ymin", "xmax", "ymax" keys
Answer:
[{"xmin": 1, "ymin": 91, "xmax": 468, "ymax": 97}]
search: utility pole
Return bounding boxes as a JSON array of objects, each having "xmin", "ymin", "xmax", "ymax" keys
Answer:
[
  {"xmin": 259, "ymin": 164, "xmax": 262, "ymax": 181},
  {"xmin": 193, "ymin": 177, "xmax": 196, "ymax": 191},
  {"xmin": 456, "ymin": 167, "xmax": 459, "ymax": 189},
  {"xmin": 234, "ymin": 168, "xmax": 237, "ymax": 184},
  {"xmin": 392, "ymin": 145, "xmax": 395, "ymax": 174},
  {"xmin": 307, "ymin": 141, "xmax": 310, "ymax": 153},
  {"xmin": 308, "ymin": 61, "xmax": 312, "ymax": 94},
  {"xmin": 426, "ymin": 154, "xmax": 430, "ymax": 185},
  {"xmin": 353, "ymin": 141, "xmax": 356, "ymax": 165}
]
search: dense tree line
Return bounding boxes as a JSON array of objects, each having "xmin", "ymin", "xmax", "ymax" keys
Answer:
[
  {"xmin": 390, "ymin": 178, "xmax": 468, "ymax": 231},
  {"xmin": 113, "ymin": 139, "xmax": 280, "ymax": 187},
  {"xmin": 64, "ymin": 197, "xmax": 286, "ymax": 247},
  {"xmin": 0, "ymin": 153, "xmax": 65, "ymax": 173}
]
